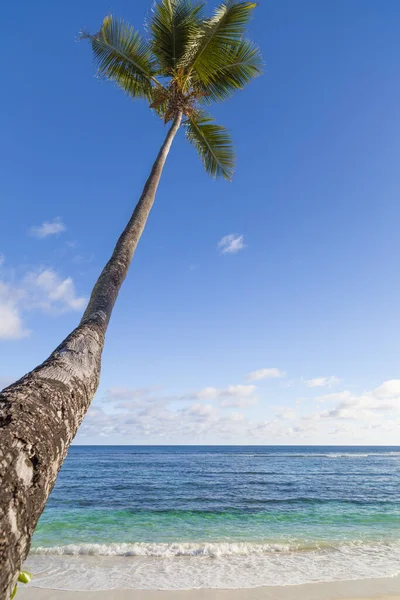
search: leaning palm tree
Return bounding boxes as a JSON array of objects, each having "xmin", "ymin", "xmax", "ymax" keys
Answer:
[{"xmin": 0, "ymin": 1, "xmax": 261, "ymax": 597}]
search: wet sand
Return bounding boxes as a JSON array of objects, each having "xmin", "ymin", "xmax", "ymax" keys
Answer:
[{"xmin": 18, "ymin": 575, "xmax": 400, "ymax": 600}]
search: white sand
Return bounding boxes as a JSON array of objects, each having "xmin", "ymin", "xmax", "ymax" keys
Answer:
[{"xmin": 17, "ymin": 576, "xmax": 400, "ymax": 600}]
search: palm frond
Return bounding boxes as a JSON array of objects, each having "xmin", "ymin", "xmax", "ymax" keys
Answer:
[
  {"xmin": 185, "ymin": 111, "xmax": 235, "ymax": 179},
  {"xmin": 196, "ymin": 38, "xmax": 262, "ymax": 102},
  {"xmin": 179, "ymin": 1, "xmax": 257, "ymax": 84},
  {"xmin": 83, "ymin": 15, "xmax": 160, "ymax": 100},
  {"xmin": 149, "ymin": 0, "xmax": 204, "ymax": 72}
]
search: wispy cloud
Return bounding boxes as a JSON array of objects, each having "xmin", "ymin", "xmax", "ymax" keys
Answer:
[
  {"xmin": 0, "ymin": 254, "xmax": 5, "ymax": 266},
  {"xmin": 274, "ymin": 407, "xmax": 297, "ymax": 420},
  {"xmin": 306, "ymin": 380, "xmax": 400, "ymax": 422},
  {"xmin": 193, "ymin": 387, "xmax": 219, "ymax": 400},
  {"xmin": 30, "ymin": 217, "xmax": 66, "ymax": 239},
  {"xmin": 314, "ymin": 391, "xmax": 352, "ymax": 403},
  {"xmin": 24, "ymin": 269, "xmax": 87, "ymax": 313},
  {"xmin": 0, "ymin": 282, "xmax": 29, "ymax": 339},
  {"xmin": 191, "ymin": 384, "xmax": 257, "ymax": 401},
  {"xmin": 220, "ymin": 396, "xmax": 258, "ymax": 408},
  {"xmin": 0, "ymin": 267, "xmax": 86, "ymax": 340},
  {"xmin": 246, "ymin": 367, "xmax": 285, "ymax": 381},
  {"xmin": 218, "ymin": 234, "xmax": 245, "ymax": 254},
  {"xmin": 220, "ymin": 384, "xmax": 256, "ymax": 397},
  {"xmin": 76, "ymin": 377, "xmax": 400, "ymax": 444},
  {"xmin": 105, "ymin": 383, "xmax": 259, "ymax": 410},
  {"xmin": 218, "ymin": 385, "xmax": 258, "ymax": 408},
  {"xmin": 305, "ymin": 376, "xmax": 340, "ymax": 388}
]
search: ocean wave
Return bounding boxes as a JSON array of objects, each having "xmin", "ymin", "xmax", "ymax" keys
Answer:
[
  {"xmin": 325, "ymin": 452, "xmax": 400, "ymax": 458},
  {"xmin": 31, "ymin": 540, "xmax": 333, "ymax": 557},
  {"xmin": 26, "ymin": 539, "xmax": 400, "ymax": 591},
  {"xmin": 251, "ymin": 452, "xmax": 400, "ymax": 459},
  {"xmin": 88, "ymin": 450, "xmax": 400, "ymax": 459},
  {"xmin": 31, "ymin": 538, "xmax": 400, "ymax": 558}
]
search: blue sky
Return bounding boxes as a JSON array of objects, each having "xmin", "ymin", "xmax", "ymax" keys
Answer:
[{"xmin": 1, "ymin": 0, "xmax": 400, "ymax": 444}]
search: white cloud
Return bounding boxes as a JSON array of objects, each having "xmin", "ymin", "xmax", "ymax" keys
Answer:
[
  {"xmin": 190, "ymin": 384, "xmax": 258, "ymax": 408},
  {"xmin": 0, "ymin": 267, "xmax": 86, "ymax": 339},
  {"xmin": 79, "ymin": 397, "xmax": 246, "ymax": 443},
  {"xmin": 77, "ymin": 378, "xmax": 400, "ymax": 444},
  {"xmin": 189, "ymin": 403, "xmax": 217, "ymax": 418},
  {"xmin": 0, "ymin": 254, "xmax": 5, "ymax": 266},
  {"xmin": 0, "ymin": 282, "xmax": 29, "ymax": 339},
  {"xmin": 314, "ymin": 391, "xmax": 352, "ymax": 403},
  {"xmin": 246, "ymin": 368, "xmax": 285, "ymax": 381},
  {"xmin": 191, "ymin": 384, "xmax": 256, "ymax": 401},
  {"xmin": 79, "ymin": 383, "xmax": 261, "ymax": 442},
  {"xmin": 218, "ymin": 234, "xmax": 245, "ymax": 254},
  {"xmin": 0, "ymin": 304, "xmax": 28, "ymax": 339},
  {"xmin": 274, "ymin": 407, "xmax": 296, "ymax": 420},
  {"xmin": 320, "ymin": 407, "xmax": 369, "ymax": 421},
  {"xmin": 306, "ymin": 381, "xmax": 400, "ymax": 423},
  {"xmin": 194, "ymin": 387, "xmax": 218, "ymax": 400},
  {"xmin": 305, "ymin": 376, "xmax": 340, "ymax": 388},
  {"xmin": 230, "ymin": 412, "xmax": 245, "ymax": 422},
  {"xmin": 373, "ymin": 380, "xmax": 400, "ymax": 399},
  {"xmin": 318, "ymin": 385, "xmax": 400, "ymax": 413},
  {"xmin": 220, "ymin": 384, "xmax": 256, "ymax": 397},
  {"xmin": 24, "ymin": 269, "xmax": 86, "ymax": 313},
  {"xmin": 30, "ymin": 217, "xmax": 66, "ymax": 238},
  {"xmin": 220, "ymin": 396, "xmax": 258, "ymax": 408},
  {"xmin": 105, "ymin": 383, "xmax": 259, "ymax": 413},
  {"xmin": 292, "ymin": 423, "xmax": 318, "ymax": 434}
]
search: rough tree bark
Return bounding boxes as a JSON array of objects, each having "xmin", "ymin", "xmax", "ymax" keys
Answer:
[{"xmin": 0, "ymin": 112, "xmax": 182, "ymax": 599}]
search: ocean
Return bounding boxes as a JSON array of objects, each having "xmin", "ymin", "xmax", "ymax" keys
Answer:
[{"xmin": 26, "ymin": 445, "xmax": 400, "ymax": 591}]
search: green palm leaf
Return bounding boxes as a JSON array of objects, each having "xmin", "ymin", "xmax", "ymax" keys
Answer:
[
  {"xmin": 83, "ymin": 0, "xmax": 262, "ymax": 180},
  {"xmin": 185, "ymin": 111, "xmax": 235, "ymax": 180},
  {"xmin": 83, "ymin": 16, "xmax": 159, "ymax": 100},
  {"xmin": 196, "ymin": 38, "xmax": 262, "ymax": 102},
  {"xmin": 149, "ymin": 0, "xmax": 204, "ymax": 72},
  {"xmin": 180, "ymin": 0, "xmax": 257, "ymax": 84}
]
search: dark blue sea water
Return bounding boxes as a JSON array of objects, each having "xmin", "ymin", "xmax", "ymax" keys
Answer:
[{"xmin": 26, "ymin": 445, "xmax": 400, "ymax": 590}]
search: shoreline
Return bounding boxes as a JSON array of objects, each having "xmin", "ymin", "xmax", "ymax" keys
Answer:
[
  {"xmin": 18, "ymin": 576, "xmax": 400, "ymax": 600},
  {"xmin": 23, "ymin": 542, "xmax": 400, "ymax": 592}
]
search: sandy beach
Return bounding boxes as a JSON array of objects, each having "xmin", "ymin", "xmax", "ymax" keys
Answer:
[{"xmin": 17, "ymin": 577, "xmax": 400, "ymax": 600}]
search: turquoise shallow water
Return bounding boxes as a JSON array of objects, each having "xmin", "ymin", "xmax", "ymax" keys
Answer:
[{"xmin": 27, "ymin": 446, "xmax": 400, "ymax": 590}]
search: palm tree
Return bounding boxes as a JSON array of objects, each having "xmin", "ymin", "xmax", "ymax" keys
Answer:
[{"xmin": 0, "ymin": 1, "xmax": 262, "ymax": 596}]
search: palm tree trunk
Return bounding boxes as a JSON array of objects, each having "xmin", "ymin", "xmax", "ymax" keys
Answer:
[{"xmin": 0, "ymin": 112, "xmax": 182, "ymax": 599}]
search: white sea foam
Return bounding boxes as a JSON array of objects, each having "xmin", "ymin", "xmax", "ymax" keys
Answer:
[
  {"xmin": 286, "ymin": 452, "xmax": 400, "ymax": 458},
  {"xmin": 25, "ymin": 540, "xmax": 400, "ymax": 591},
  {"xmin": 184, "ymin": 451, "xmax": 400, "ymax": 459},
  {"xmin": 31, "ymin": 541, "xmax": 328, "ymax": 557},
  {"xmin": 327, "ymin": 453, "xmax": 370, "ymax": 458}
]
